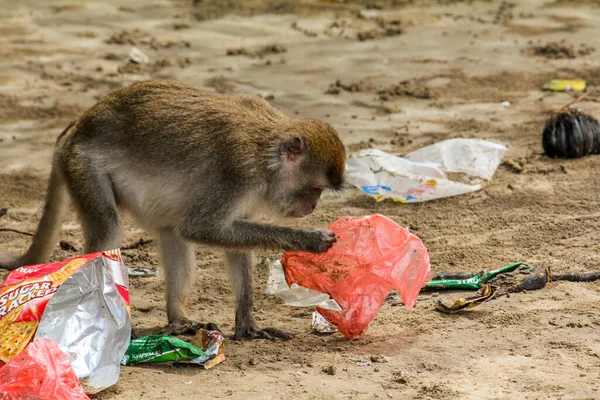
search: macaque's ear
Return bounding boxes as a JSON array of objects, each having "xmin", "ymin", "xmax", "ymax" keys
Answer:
[{"xmin": 280, "ymin": 137, "xmax": 305, "ymax": 163}]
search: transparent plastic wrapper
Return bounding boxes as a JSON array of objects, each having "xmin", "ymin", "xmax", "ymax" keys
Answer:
[
  {"xmin": 0, "ymin": 338, "xmax": 89, "ymax": 400},
  {"xmin": 311, "ymin": 311, "xmax": 338, "ymax": 334},
  {"xmin": 266, "ymin": 261, "xmax": 340, "ymax": 333},
  {"xmin": 346, "ymin": 138, "xmax": 508, "ymax": 202},
  {"xmin": 0, "ymin": 250, "xmax": 131, "ymax": 394},
  {"xmin": 281, "ymin": 215, "xmax": 432, "ymax": 339}
]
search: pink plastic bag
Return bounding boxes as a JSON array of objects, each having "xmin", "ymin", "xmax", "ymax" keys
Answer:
[
  {"xmin": 281, "ymin": 215, "xmax": 432, "ymax": 339},
  {"xmin": 0, "ymin": 338, "xmax": 89, "ymax": 400}
]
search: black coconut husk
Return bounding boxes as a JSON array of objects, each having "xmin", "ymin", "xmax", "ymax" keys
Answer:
[{"xmin": 542, "ymin": 106, "xmax": 600, "ymax": 159}]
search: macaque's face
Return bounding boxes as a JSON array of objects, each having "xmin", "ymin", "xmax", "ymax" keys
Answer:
[
  {"xmin": 268, "ymin": 134, "xmax": 345, "ymax": 218},
  {"xmin": 286, "ymin": 185, "xmax": 324, "ymax": 218},
  {"xmin": 268, "ymin": 169, "xmax": 328, "ymax": 219}
]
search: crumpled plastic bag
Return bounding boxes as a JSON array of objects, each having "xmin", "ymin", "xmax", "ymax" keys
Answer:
[
  {"xmin": 345, "ymin": 138, "xmax": 507, "ymax": 202},
  {"xmin": 0, "ymin": 338, "xmax": 89, "ymax": 400},
  {"xmin": 281, "ymin": 214, "xmax": 432, "ymax": 339}
]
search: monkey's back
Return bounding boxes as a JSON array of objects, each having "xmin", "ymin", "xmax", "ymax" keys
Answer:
[{"xmin": 69, "ymin": 80, "xmax": 287, "ymax": 170}]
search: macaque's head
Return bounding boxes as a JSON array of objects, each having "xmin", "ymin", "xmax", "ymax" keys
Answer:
[{"xmin": 267, "ymin": 120, "xmax": 346, "ymax": 218}]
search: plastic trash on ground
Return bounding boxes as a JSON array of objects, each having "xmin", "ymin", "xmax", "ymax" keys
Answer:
[
  {"xmin": 0, "ymin": 250, "xmax": 131, "ymax": 394},
  {"xmin": 121, "ymin": 331, "xmax": 225, "ymax": 369},
  {"xmin": 542, "ymin": 79, "xmax": 586, "ymax": 92},
  {"xmin": 0, "ymin": 338, "xmax": 89, "ymax": 400},
  {"xmin": 345, "ymin": 138, "xmax": 508, "ymax": 202},
  {"xmin": 126, "ymin": 47, "xmax": 150, "ymax": 64},
  {"xmin": 266, "ymin": 260, "xmax": 340, "ymax": 333},
  {"xmin": 311, "ymin": 311, "xmax": 338, "ymax": 334},
  {"xmin": 435, "ymin": 284, "xmax": 497, "ymax": 314},
  {"xmin": 128, "ymin": 266, "xmax": 158, "ymax": 276},
  {"xmin": 425, "ymin": 262, "xmax": 530, "ymax": 290},
  {"xmin": 280, "ymin": 214, "xmax": 432, "ymax": 340}
]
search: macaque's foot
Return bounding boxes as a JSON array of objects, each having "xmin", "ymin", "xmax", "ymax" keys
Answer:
[
  {"xmin": 162, "ymin": 318, "xmax": 221, "ymax": 335},
  {"xmin": 0, "ymin": 251, "xmax": 20, "ymax": 270},
  {"xmin": 232, "ymin": 325, "xmax": 293, "ymax": 341}
]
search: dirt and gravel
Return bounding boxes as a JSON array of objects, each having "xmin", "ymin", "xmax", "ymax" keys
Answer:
[{"xmin": 1, "ymin": 0, "xmax": 600, "ymax": 399}]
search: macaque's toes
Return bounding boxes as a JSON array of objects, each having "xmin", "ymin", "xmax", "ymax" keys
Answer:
[
  {"xmin": 162, "ymin": 318, "xmax": 221, "ymax": 335},
  {"xmin": 232, "ymin": 326, "xmax": 293, "ymax": 341},
  {"xmin": 260, "ymin": 327, "xmax": 294, "ymax": 341}
]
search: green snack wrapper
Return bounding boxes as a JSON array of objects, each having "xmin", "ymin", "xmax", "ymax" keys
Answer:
[
  {"xmin": 121, "ymin": 330, "xmax": 224, "ymax": 368},
  {"xmin": 424, "ymin": 262, "xmax": 528, "ymax": 290}
]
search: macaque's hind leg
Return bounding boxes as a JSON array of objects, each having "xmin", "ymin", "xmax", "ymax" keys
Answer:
[
  {"xmin": 159, "ymin": 229, "xmax": 220, "ymax": 335},
  {"xmin": 225, "ymin": 250, "xmax": 293, "ymax": 341},
  {"xmin": 64, "ymin": 160, "xmax": 123, "ymax": 253}
]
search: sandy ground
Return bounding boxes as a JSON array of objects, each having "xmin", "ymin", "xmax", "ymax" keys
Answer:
[{"xmin": 1, "ymin": 0, "xmax": 600, "ymax": 399}]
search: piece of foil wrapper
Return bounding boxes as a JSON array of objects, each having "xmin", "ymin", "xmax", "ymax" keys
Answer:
[{"xmin": 34, "ymin": 256, "xmax": 131, "ymax": 394}]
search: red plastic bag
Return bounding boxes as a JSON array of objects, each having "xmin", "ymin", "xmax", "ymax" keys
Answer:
[
  {"xmin": 0, "ymin": 338, "xmax": 89, "ymax": 400},
  {"xmin": 281, "ymin": 215, "xmax": 432, "ymax": 339}
]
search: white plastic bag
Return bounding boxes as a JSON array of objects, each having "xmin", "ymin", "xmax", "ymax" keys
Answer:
[{"xmin": 345, "ymin": 138, "xmax": 507, "ymax": 203}]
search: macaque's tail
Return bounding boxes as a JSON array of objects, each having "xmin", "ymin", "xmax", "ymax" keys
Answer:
[{"xmin": 0, "ymin": 124, "xmax": 73, "ymax": 270}]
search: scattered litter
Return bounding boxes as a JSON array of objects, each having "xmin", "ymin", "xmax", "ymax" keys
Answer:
[
  {"xmin": 126, "ymin": 47, "xmax": 150, "ymax": 64},
  {"xmin": 0, "ymin": 338, "xmax": 89, "ymax": 400},
  {"xmin": 346, "ymin": 139, "xmax": 507, "ymax": 203},
  {"xmin": 500, "ymin": 101, "xmax": 510, "ymax": 108},
  {"xmin": 542, "ymin": 79, "xmax": 586, "ymax": 92},
  {"xmin": 356, "ymin": 357, "xmax": 372, "ymax": 367},
  {"xmin": 435, "ymin": 284, "xmax": 497, "ymax": 313},
  {"xmin": 312, "ymin": 311, "xmax": 338, "ymax": 334},
  {"xmin": 427, "ymin": 262, "xmax": 600, "ymax": 295},
  {"xmin": 542, "ymin": 102, "xmax": 600, "ymax": 158},
  {"xmin": 358, "ymin": 10, "xmax": 378, "ymax": 19},
  {"xmin": 425, "ymin": 262, "xmax": 529, "ymax": 290},
  {"xmin": 121, "ymin": 330, "xmax": 224, "ymax": 369},
  {"xmin": 266, "ymin": 260, "xmax": 335, "ymax": 307},
  {"xmin": 280, "ymin": 214, "xmax": 432, "ymax": 340},
  {"xmin": 127, "ymin": 266, "xmax": 158, "ymax": 276},
  {"xmin": 0, "ymin": 250, "xmax": 131, "ymax": 394}
]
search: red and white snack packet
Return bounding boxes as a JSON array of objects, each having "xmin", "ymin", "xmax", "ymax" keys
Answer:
[{"xmin": 0, "ymin": 250, "xmax": 131, "ymax": 394}]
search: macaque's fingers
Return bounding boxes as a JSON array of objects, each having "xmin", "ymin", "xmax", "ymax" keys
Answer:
[{"xmin": 293, "ymin": 229, "xmax": 336, "ymax": 253}]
